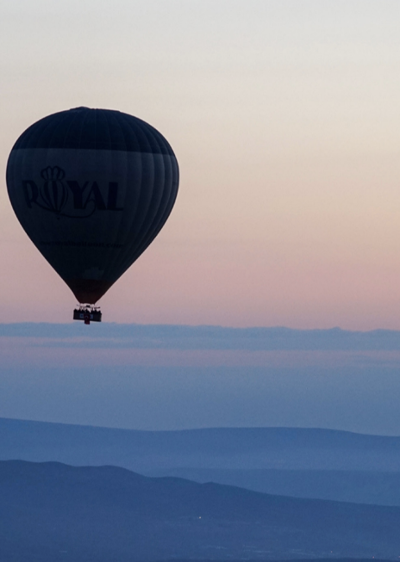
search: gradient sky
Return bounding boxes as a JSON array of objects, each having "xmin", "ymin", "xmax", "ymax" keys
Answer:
[
  {"xmin": 2, "ymin": 1, "xmax": 400, "ymax": 328},
  {"xmin": 3, "ymin": 324, "xmax": 400, "ymax": 434}
]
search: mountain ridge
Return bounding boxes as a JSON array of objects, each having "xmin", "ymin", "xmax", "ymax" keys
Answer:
[
  {"xmin": 2, "ymin": 417, "xmax": 400, "ymax": 471},
  {"xmin": 2, "ymin": 459, "xmax": 400, "ymax": 561}
]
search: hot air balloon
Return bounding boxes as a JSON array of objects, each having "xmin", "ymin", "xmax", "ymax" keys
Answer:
[{"xmin": 6, "ymin": 107, "xmax": 179, "ymax": 324}]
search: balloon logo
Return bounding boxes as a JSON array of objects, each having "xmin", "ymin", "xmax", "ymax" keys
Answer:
[
  {"xmin": 6, "ymin": 107, "xmax": 179, "ymax": 322},
  {"xmin": 40, "ymin": 166, "xmax": 69, "ymax": 215}
]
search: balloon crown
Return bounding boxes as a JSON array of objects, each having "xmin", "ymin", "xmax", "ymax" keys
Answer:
[{"xmin": 41, "ymin": 166, "xmax": 65, "ymax": 181}]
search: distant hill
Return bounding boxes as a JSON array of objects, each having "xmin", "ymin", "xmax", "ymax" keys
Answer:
[
  {"xmin": 2, "ymin": 460, "xmax": 400, "ymax": 561},
  {"xmin": 0, "ymin": 418, "xmax": 400, "ymax": 472},
  {"xmin": 146, "ymin": 467, "xmax": 400, "ymax": 506},
  {"xmin": 168, "ymin": 558, "xmax": 389, "ymax": 562},
  {"xmin": 5, "ymin": 418, "xmax": 400, "ymax": 507},
  {"xmin": 2, "ymin": 417, "xmax": 400, "ymax": 471},
  {"xmin": 168, "ymin": 557, "xmax": 389, "ymax": 562}
]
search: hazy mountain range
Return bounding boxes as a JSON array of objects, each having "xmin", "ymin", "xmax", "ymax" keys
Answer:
[
  {"xmin": 3, "ymin": 417, "xmax": 400, "ymax": 507},
  {"xmin": 3, "ymin": 417, "xmax": 400, "ymax": 471},
  {"xmin": 3, "ymin": 460, "xmax": 400, "ymax": 561},
  {"xmin": 2, "ymin": 322, "xmax": 400, "ymax": 350},
  {"xmin": 4, "ymin": 417, "xmax": 400, "ymax": 559},
  {"xmin": 146, "ymin": 467, "xmax": 400, "ymax": 506}
]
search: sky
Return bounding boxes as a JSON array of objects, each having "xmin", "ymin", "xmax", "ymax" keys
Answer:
[
  {"xmin": 2, "ymin": 2, "xmax": 400, "ymax": 434},
  {"xmin": 2, "ymin": 323, "xmax": 400, "ymax": 435},
  {"xmin": 2, "ymin": 0, "xmax": 400, "ymax": 329}
]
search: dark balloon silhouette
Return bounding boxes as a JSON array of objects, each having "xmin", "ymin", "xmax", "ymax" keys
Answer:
[{"xmin": 6, "ymin": 107, "xmax": 179, "ymax": 320}]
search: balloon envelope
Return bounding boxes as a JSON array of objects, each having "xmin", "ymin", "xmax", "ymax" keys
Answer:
[{"xmin": 6, "ymin": 107, "xmax": 179, "ymax": 303}]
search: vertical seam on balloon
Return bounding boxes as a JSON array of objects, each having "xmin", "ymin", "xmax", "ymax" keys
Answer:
[
  {"xmin": 129, "ymin": 119, "xmax": 155, "ymax": 232},
  {"xmin": 130, "ymin": 126, "xmax": 168, "ymax": 257},
  {"xmin": 71, "ymin": 109, "xmax": 93, "ymax": 284},
  {"xmin": 109, "ymin": 117, "xmax": 156, "ymax": 277},
  {"xmin": 79, "ymin": 109, "xmax": 91, "ymax": 150},
  {"xmin": 111, "ymin": 123, "xmax": 179, "ymax": 279},
  {"xmin": 101, "ymin": 112, "xmax": 134, "ymax": 280},
  {"xmin": 129, "ymin": 124, "xmax": 175, "ymax": 254},
  {"xmin": 61, "ymin": 110, "xmax": 81, "ymax": 149},
  {"xmin": 147, "ymin": 153, "xmax": 179, "ymax": 249},
  {"xmin": 59, "ymin": 110, "xmax": 85, "ymax": 257},
  {"xmin": 128, "ymin": 154, "xmax": 178, "ymax": 271},
  {"xmin": 100, "ymin": 110, "xmax": 122, "ymax": 280},
  {"xmin": 38, "ymin": 112, "xmax": 75, "ymax": 278},
  {"xmin": 111, "ymin": 145, "xmax": 178, "ymax": 280},
  {"xmin": 151, "ymin": 155, "xmax": 179, "ymax": 239},
  {"xmin": 106, "ymin": 113, "xmax": 150, "ymax": 278},
  {"xmin": 33, "ymin": 116, "xmax": 70, "ymax": 278}
]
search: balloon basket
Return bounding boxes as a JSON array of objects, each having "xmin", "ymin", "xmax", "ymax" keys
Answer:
[{"xmin": 73, "ymin": 306, "xmax": 102, "ymax": 325}]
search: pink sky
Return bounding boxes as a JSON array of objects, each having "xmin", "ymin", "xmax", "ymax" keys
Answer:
[{"xmin": 2, "ymin": 1, "xmax": 400, "ymax": 329}]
